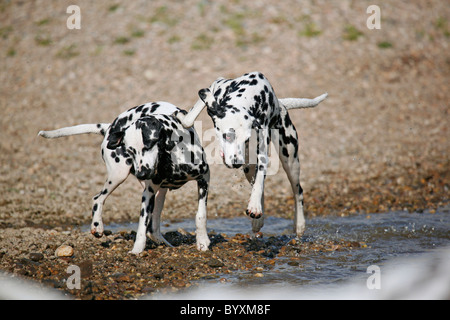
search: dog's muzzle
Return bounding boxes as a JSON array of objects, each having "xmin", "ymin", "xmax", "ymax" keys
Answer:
[
  {"xmin": 223, "ymin": 154, "xmax": 243, "ymax": 169},
  {"xmin": 231, "ymin": 158, "xmax": 243, "ymax": 169}
]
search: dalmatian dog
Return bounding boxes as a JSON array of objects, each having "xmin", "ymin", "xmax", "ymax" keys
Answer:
[
  {"xmin": 176, "ymin": 71, "xmax": 327, "ymax": 238},
  {"xmin": 38, "ymin": 102, "xmax": 210, "ymax": 254}
]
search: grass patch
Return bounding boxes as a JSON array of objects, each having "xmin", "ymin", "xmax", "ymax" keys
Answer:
[
  {"xmin": 149, "ymin": 6, "xmax": 178, "ymax": 27},
  {"xmin": 223, "ymin": 10, "xmax": 266, "ymax": 47},
  {"xmin": 35, "ymin": 35, "xmax": 52, "ymax": 46},
  {"xmin": 377, "ymin": 41, "xmax": 393, "ymax": 49},
  {"xmin": 56, "ymin": 44, "xmax": 79, "ymax": 59},
  {"xmin": 250, "ymin": 32, "xmax": 265, "ymax": 44},
  {"xmin": 130, "ymin": 29, "xmax": 145, "ymax": 38},
  {"xmin": 343, "ymin": 24, "xmax": 364, "ymax": 41},
  {"xmin": 35, "ymin": 18, "xmax": 51, "ymax": 26},
  {"xmin": 269, "ymin": 15, "xmax": 290, "ymax": 25},
  {"xmin": 6, "ymin": 47, "xmax": 16, "ymax": 57},
  {"xmin": 114, "ymin": 36, "xmax": 130, "ymax": 45},
  {"xmin": 0, "ymin": 26, "xmax": 13, "ymax": 39},
  {"xmin": 191, "ymin": 33, "xmax": 214, "ymax": 50},
  {"xmin": 123, "ymin": 49, "xmax": 136, "ymax": 56},
  {"xmin": 223, "ymin": 12, "xmax": 246, "ymax": 37},
  {"xmin": 168, "ymin": 35, "xmax": 181, "ymax": 44},
  {"xmin": 108, "ymin": 4, "xmax": 120, "ymax": 12},
  {"xmin": 435, "ymin": 17, "xmax": 450, "ymax": 37},
  {"xmin": 299, "ymin": 22, "xmax": 322, "ymax": 37}
]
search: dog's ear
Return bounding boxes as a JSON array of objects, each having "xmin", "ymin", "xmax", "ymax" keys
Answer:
[
  {"xmin": 139, "ymin": 117, "xmax": 162, "ymax": 148},
  {"xmin": 159, "ymin": 127, "xmax": 176, "ymax": 151},
  {"xmin": 107, "ymin": 131, "xmax": 125, "ymax": 149}
]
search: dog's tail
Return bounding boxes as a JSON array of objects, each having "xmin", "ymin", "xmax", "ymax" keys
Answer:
[
  {"xmin": 38, "ymin": 123, "xmax": 110, "ymax": 139},
  {"xmin": 279, "ymin": 93, "xmax": 328, "ymax": 110}
]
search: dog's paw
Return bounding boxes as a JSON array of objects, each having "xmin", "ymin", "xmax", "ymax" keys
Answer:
[
  {"xmin": 196, "ymin": 241, "xmax": 210, "ymax": 251},
  {"xmin": 90, "ymin": 223, "xmax": 104, "ymax": 238},
  {"xmin": 196, "ymin": 234, "xmax": 210, "ymax": 251},
  {"xmin": 128, "ymin": 249, "xmax": 142, "ymax": 255},
  {"xmin": 246, "ymin": 204, "xmax": 263, "ymax": 219},
  {"xmin": 128, "ymin": 244, "xmax": 145, "ymax": 255},
  {"xmin": 129, "ymin": 236, "xmax": 147, "ymax": 255},
  {"xmin": 295, "ymin": 223, "xmax": 306, "ymax": 238},
  {"xmin": 246, "ymin": 210, "xmax": 263, "ymax": 219}
]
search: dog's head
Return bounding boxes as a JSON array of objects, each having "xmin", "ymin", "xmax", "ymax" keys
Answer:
[
  {"xmin": 199, "ymin": 88, "xmax": 258, "ymax": 169},
  {"xmin": 107, "ymin": 116, "xmax": 173, "ymax": 180}
]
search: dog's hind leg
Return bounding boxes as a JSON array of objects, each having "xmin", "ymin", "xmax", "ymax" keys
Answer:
[
  {"xmin": 130, "ymin": 183, "xmax": 159, "ymax": 254},
  {"xmin": 146, "ymin": 188, "xmax": 172, "ymax": 247},
  {"xmin": 275, "ymin": 112, "xmax": 306, "ymax": 237},
  {"xmin": 91, "ymin": 151, "xmax": 130, "ymax": 238}
]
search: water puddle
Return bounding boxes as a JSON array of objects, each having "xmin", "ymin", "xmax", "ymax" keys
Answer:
[
  {"xmin": 88, "ymin": 208, "xmax": 449, "ymax": 288},
  {"xmin": 222, "ymin": 209, "xmax": 450, "ymax": 288}
]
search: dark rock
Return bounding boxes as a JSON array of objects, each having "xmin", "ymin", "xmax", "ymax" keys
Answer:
[
  {"xmin": 79, "ymin": 260, "xmax": 93, "ymax": 278},
  {"xmin": 29, "ymin": 252, "xmax": 44, "ymax": 262},
  {"xmin": 153, "ymin": 273, "xmax": 163, "ymax": 280},
  {"xmin": 207, "ymin": 258, "xmax": 224, "ymax": 268},
  {"xmin": 110, "ymin": 272, "xmax": 131, "ymax": 282},
  {"xmin": 100, "ymin": 240, "xmax": 111, "ymax": 248}
]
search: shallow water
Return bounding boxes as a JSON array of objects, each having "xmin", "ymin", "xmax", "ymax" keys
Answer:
[
  {"xmin": 228, "ymin": 209, "xmax": 450, "ymax": 288},
  {"xmin": 95, "ymin": 208, "xmax": 450, "ymax": 288}
]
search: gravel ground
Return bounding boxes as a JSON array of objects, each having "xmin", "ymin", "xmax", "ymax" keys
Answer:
[{"xmin": 0, "ymin": 0, "xmax": 448, "ymax": 299}]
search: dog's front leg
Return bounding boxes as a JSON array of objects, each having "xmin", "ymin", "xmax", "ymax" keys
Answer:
[
  {"xmin": 195, "ymin": 175, "xmax": 210, "ymax": 251},
  {"xmin": 244, "ymin": 164, "xmax": 265, "ymax": 233},
  {"xmin": 246, "ymin": 130, "xmax": 268, "ymax": 219},
  {"xmin": 246, "ymin": 160, "xmax": 266, "ymax": 219},
  {"xmin": 130, "ymin": 184, "xmax": 159, "ymax": 254}
]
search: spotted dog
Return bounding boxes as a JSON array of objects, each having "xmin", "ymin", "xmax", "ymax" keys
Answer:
[
  {"xmin": 39, "ymin": 102, "xmax": 210, "ymax": 254},
  {"xmin": 177, "ymin": 71, "xmax": 327, "ymax": 238}
]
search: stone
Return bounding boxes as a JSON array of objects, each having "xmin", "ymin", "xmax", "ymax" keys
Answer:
[
  {"xmin": 29, "ymin": 252, "xmax": 44, "ymax": 262},
  {"xmin": 55, "ymin": 245, "xmax": 74, "ymax": 257},
  {"xmin": 207, "ymin": 258, "xmax": 224, "ymax": 268}
]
